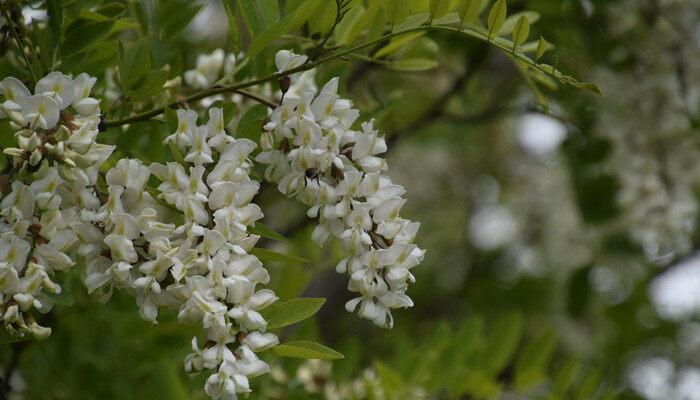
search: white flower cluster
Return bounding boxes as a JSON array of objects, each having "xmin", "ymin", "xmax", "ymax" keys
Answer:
[
  {"xmin": 257, "ymin": 53, "xmax": 425, "ymax": 328},
  {"xmin": 184, "ymin": 48, "xmax": 237, "ymax": 89},
  {"xmin": 0, "ymin": 72, "xmax": 112, "ymax": 339},
  {"xmin": 82, "ymin": 106, "xmax": 278, "ymax": 399}
]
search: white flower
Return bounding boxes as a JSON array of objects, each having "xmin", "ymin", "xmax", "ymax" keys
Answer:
[
  {"xmin": 184, "ymin": 49, "xmax": 225, "ymax": 89},
  {"xmin": 184, "ymin": 126, "xmax": 214, "ymax": 165},
  {"xmin": 35, "ymin": 71, "xmax": 75, "ymax": 109},
  {"xmin": 20, "ymin": 94, "xmax": 60, "ymax": 130},
  {"xmin": 275, "ymin": 50, "xmax": 308, "ymax": 82},
  {"xmin": 71, "ymin": 73, "xmax": 100, "ymax": 116},
  {"xmin": 1, "ymin": 77, "xmax": 30, "ymax": 112}
]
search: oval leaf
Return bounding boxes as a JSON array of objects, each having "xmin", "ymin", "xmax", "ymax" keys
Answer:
[
  {"xmin": 263, "ymin": 297, "xmax": 325, "ymax": 329},
  {"xmin": 272, "ymin": 341, "xmax": 344, "ymax": 360},
  {"xmin": 512, "ymin": 15, "xmax": 530, "ymax": 47},
  {"xmin": 486, "ymin": 0, "xmax": 507, "ymax": 39}
]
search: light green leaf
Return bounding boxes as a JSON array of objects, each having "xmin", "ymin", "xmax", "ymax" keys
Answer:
[
  {"xmin": 511, "ymin": 15, "xmax": 530, "ymax": 48},
  {"xmin": 456, "ymin": 0, "xmax": 482, "ymax": 27},
  {"xmin": 249, "ymin": 222, "xmax": 286, "ymax": 242},
  {"xmin": 262, "ymin": 297, "xmax": 325, "ymax": 329},
  {"xmin": 335, "ymin": 5, "xmax": 367, "ymax": 46},
  {"xmin": 272, "ymin": 341, "xmax": 344, "ymax": 360},
  {"xmin": 383, "ymin": 0, "xmax": 410, "ymax": 29},
  {"xmin": 553, "ymin": 358, "xmax": 582, "ymax": 395},
  {"xmin": 501, "ymin": 11, "xmax": 539, "ymax": 35},
  {"xmin": 486, "ymin": 0, "xmax": 507, "ymax": 39},
  {"xmin": 482, "ymin": 311, "xmax": 522, "ymax": 375},
  {"xmin": 250, "ymin": 247, "xmax": 308, "ymax": 264},
  {"xmin": 514, "ymin": 328, "xmax": 558, "ymax": 389},
  {"xmin": 248, "ymin": 0, "xmax": 324, "ymax": 58},
  {"xmin": 395, "ymin": 12, "xmax": 430, "ymax": 31},
  {"xmin": 385, "ymin": 58, "xmax": 439, "ymax": 71},
  {"xmin": 375, "ymin": 31, "xmax": 426, "ymax": 58},
  {"xmin": 534, "ymin": 36, "xmax": 550, "ymax": 60},
  {"xmin": 258, "ymin": 0, "xmax": 281, "ymax": 27},
  {"xmin": 429, "ymin": 0, "xmax": 450, "ymax": 20},
  {"xmin": 575, "ymin": 369, "xmax": 602, "ymax": 399}
]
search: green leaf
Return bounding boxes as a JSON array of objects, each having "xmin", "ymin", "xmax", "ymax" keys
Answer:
[
  {"xmin": 511, "ymin": 15, "xmax": 530, "ymax": 49},
  {"xmin": 335, "ymin": 5, "xmax": 367, "ymax": 46},
  {"xmin": 249, "ymin": 222, "xmax": 286, "ymax": 241},
  {"xmin": 237, "ymin": 0, "xmax": 264, "ymax": 36},
  {"xmin": 224, "ymin": 2, "xmax": 241, "ymax": 51},
  {"xmin": 384, "ymin": 58, "xmax": 439, "ymax": 71},
  {"xmin": 250, "ymin": 247, "xmax": 308, "ymax": 264},
  {"xmin": 429, "ymin": 0, "xmax": 450, "ymax": 20},
  {"xmin": 119, "ymin": 39, "xmax": 150, "ymax": 92},
  {"xmin": 236, "ymin": 104, "xmax": 268, "ymax": 140},
  {"xmin": 553, "ymin": 358, "xmax": 582, "ymax": 395},
  {"xmin": 164, "ymin": 107, "xmax": 178, "ymax": 132},
  {"xmin": 395, "ymin": 12, "xmax": 430, "ymax": 31},
  {"xmin": 456, "ymin": 0, "xmax": 481, "ymax": 28},
  {"xmin": 258, "ymin": 0, "xmax": 281, "ymax": 27},
  {"xmin": 486, "ymin": 0, "xmax": 507, "ymax": 39},
  {"xmin": 94, "ymin": 3, "xmax": 126, "ymax": 18},
  {"xmin": 221, "ymin": 101, "xmax": 238, "ymax": 125},
  {"xmin": 514, "ymin": 328, "xmax": 557, "ymax": 389},
  {"xmin": 248, "ymin": 0, "xmax": 324, "ymax": 58},
  {"xmin": 482, "ymin": 311, "xmax": 522, "ymax": 375},
  {"xmin": 375, "ymin": 31, "xmax": 426, "ymax": 58},
  {"xmin": 374, "ymin": 361, "xmax": 405, "ymax": 393},
  {"xmin": 262, "ymin": 297, "xmax": 325, "ymax": 329},
  {"xmin": 271, "ymin": 341, "xmax": 344, "ymax": 360},
  {"xmin": 160, "ymin": 1, "xmax": 203, "ymax": 40},
  {"xmin": 62, "ymin": 19, "xmax": 115, "ymax": 56},
  {"xmin": 0, "ymin": 328, "xmax": 29, "ymax": 344},
  {"xmin": 383, "ymin": 0, "xmax": 410, "ymax": 29},
  {"xmin": 46, "ymin": 0, "xmax": 63, "ymax": 39},
  {"xmin": 130, "ymin": 69, "xmax": 169, "ymax": 100},
  {"xmin": 575, "ymin": 369, "xmax": 602, "ymax": 399},
  {"xmin": 535, "ymin": 36, "xmax": 550, "ymax": 60},
  {"xmin": 501, "ymin": 11, "xmax": 539, "ymax": 35}
]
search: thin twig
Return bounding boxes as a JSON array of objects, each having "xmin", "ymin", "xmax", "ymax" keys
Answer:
[
  {"xmin": 232, "ymin": 89, "xmax": 277, "ymax": 109},
  {"xmin": 103, "ymin": 24, "xmax": 586, "ymax": 129}
]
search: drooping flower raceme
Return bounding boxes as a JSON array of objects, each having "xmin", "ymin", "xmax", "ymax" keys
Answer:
[
  {"xmin": 257, "ymin": 53, "xmax": 425, "ymax": 328},
  {"xmin": 0, "ymin": 72, "xmax": 112, "ymax": 339},
  {"xmin": 84, "ymin": 107, "xmax": 278, "ymax": 399}
]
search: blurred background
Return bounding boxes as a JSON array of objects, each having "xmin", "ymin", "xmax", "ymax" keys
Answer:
[{"xmin": 3, "ymin": 0, "xmax": 700, "ymax": 399}]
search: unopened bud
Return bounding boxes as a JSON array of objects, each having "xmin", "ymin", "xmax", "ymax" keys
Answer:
[{"xmin": 279, "ymin": 76, "xmax": 291, "ymax": 93}]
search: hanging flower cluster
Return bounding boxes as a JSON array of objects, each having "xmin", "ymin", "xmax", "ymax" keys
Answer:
[
  {"xmin": 0, "ymin": 48, "xmax": 426, "ymax": 398},
  {"xmin": 256, "ymin": 52, "xmax": 425, "ymax": 328},
  {"xmin": 0, "ymin": 71, "xmax": 112, "ymax": 339},
  {"xmin": 83, "ymin": 107, "xmax": 279, "ymax": 399}
]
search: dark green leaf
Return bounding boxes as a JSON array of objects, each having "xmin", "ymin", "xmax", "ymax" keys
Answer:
[
  {"xmin": 119, "ymin": 39, "xmax": 150, "ymax": 92},
  {"xmin": 236, "ymin": 104, "xmax": 268, "ymax": 139},
  {"xmin": 248, "ymin": 0, "xmax": 324, "ymax": 58},
  {"xmin": 62, "ymin": 19, "xmax": 115, "ymax": 56}
]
